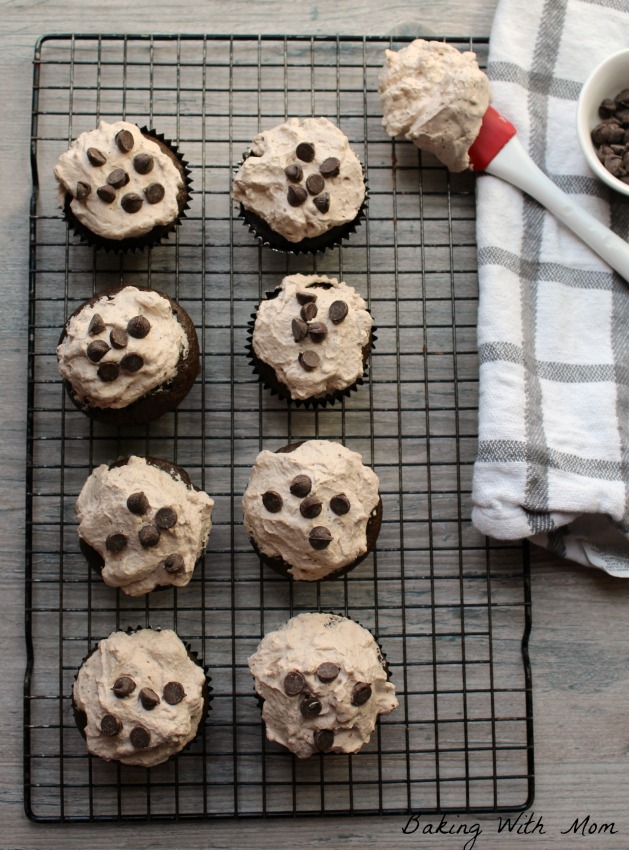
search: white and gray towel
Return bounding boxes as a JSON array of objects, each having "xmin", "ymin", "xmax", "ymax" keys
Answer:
[{"xmin": 471, "ymin": 0, "xmax": 629, "ymax": 575}]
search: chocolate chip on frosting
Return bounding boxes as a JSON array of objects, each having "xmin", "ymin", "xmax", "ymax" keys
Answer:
[
  {"xmin": 300, "ymin": 302, "xmax": 318, "ymax": 322},
  {"xmin": 308, "ymin": 526, "xmax": 333, "ymax": 549},
  {"xmin": 290, "ymin": 474, "xmax": 312, "ymax": 498},
  {"xmin": 145, "ymin": 182, "xmax": 165, "ymax": 205},
  {"xmin": 115, "ymin": 128, "xmax": 135, "ymax": 153},
  {"xmin": 319, "ymin": 156, "xmax": 341, "ymax": 178},
  {"xmin": 306, "ymin": 173, "xmax": 325, "ymax": 196},
  {"xmin": 112, "ymin": 675, "xmax": 136, "ymax": 698},
  {"xmin": 127, "ymin": 315, "xmax": 151, "ymax": 339},
  {"xmin": 88, "ymin": 313, "xmax": 105, "ymax": 336},
  {"xmin": 296, "ymin": 142, "xmax": 315, "ymax": 162},
  {"xmin": 316, "ymin": 662, "xmax": 340, "ymax": 683},
  {"xmin": 313, "ymin": 192, "xmax": 330, "ymax": 214},
  {"xmin": 100, "ymin": 714, "xmax": 122, "ymax": 737},
  {"xmin": 127, "ymin": 491, "xmax": 150, "ymax": 515},
  {"xmin": 120, "ymin": 353, "xmax": 144, "ymax": 373},
  {"xmin": 162, "ymin": 553, "xmax": 185, "ymax": 574},
  {"xmin": 300, "ymin": 695, "xmax": 322, "ymax": 717},
  {"xmin": 328, "ymin": 300, "xmax": 349, "ymax": 324},
  {"xmin": 97, "ymin": 185, "xmax": 116, "ymax": 204},
  {"xmin": 76, "ymin": 181, "xmax": 91, "ymax": 201},
  {"xmin": 139, "ymin": 687, "xmax": 161, "ymax": 710},
  {"xmin": 283, "ymin": 671, "xmax": 305, "ymax": 696},
  {"xmin": 300, "ymin": 495, "xmax": 322, "ymax": 519},
  {"xmin": 105, "ymin": 532, "xmax": 128, "ymax": 552},
  {"xmin": 308, "ymin": 321, "xmax": 327, "ymax": 343},
  {"xmin": 107, "ymin": 168, "xmax": 130, "ymax": 189},
  {"xmin": 285, "ymin": 163, "xmax": 303, "ymax": 182},
  {"xmin": 86, "ymin": 340, "xmax": 110, "ymax": 363},
  {"xmin": 155, "ymin": 506, "xmax": 177, "ymax": 529},
  {"xmin": 87, "ymin": 147, "xmax": 107, "ymax": 167},
  {"xmin": 292, "ymin": 317, "xmax": 308, "ymax": 342},
  {"xmin": 330, "ymin": 493, "xmax": 351, "ymax": 516},
  {"xmin": 314, "ymin": 728, "xmax": 335, "ymax": 752},
  {"xmin": 262, "ymin": 490, "xmax": 283, "ymax": 513},
  {"xmin": 163, "ymin": 681, "xmax": 186, "ymax": 704},
  {"xmin": 129, "ymin": 726, "xmax": 151, "ymax": 749},
  {"xmin": 133, "ymin": 152, "xmax": 154, "ymax": 174},
  {"xmin": 298, "ymin": 350, "xmax": 320, "ymax": 372},
  {"xmin": 110, "ymin": 328, "xmax": 128, "ymax": 349},
  {"xmin": 97, "ymin": 362, "xmax": 120, "ymax": 382},
  {"xmin": 121, "ymin": 192, "xmax": 144, "ymax": 214},
  {"xmin": 138, "ymin": 524, "xmax": 161, "ymax": 548},
  {"xmin": 296, "ymin": 292, "xmax": 317, "ymax": 305},
  {"xmin": 351, "ymin": 682, "xmax": 372, "ymax": 706},
  {"xmin": 287, "ymin": 184, "xmax": 308, "ymax": 207}
]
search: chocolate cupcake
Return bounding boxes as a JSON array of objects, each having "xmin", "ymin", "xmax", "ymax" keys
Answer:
[
  {"xmin": 53, "ymin": 120, "xmax": 191, "ymax": 251},
  {"xmin": 57, "ymin": 285, "xmax": 200, "ymax": 426},
  {"xmin": 76, "ymin": 455, "xmax": 214, "ymax": 596},
  {"xmin": 72, "ymin": 628, "xmax": 209, "ymax": 767},
  {"xmin": 248, "ymin": 612, "xmax": 398, "ymax": 759},
  {"xmin": 242, "ymin": 440, "xmax": 382, "ymax": 582},
  {"xmin": 232, "ymin": 117, "xmax": 367, "ymax": 254},
  {"xmin": 248, "ymin": 274, "xmax": 375, "ymax": 408}
]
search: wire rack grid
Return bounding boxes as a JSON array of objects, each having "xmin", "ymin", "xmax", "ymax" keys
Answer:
[{"xmin": 25, "ymin": 33, "xmax": 533, "ymax": 822}]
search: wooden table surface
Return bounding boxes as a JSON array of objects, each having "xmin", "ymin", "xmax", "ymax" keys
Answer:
[{"xmin": 2, "ymin": 2, "xmax": 628, "ymax": 848}]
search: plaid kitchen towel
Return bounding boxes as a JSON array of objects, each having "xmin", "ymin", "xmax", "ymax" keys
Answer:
[{"xmin": 471, "ymin": 0, "xmax": 629, "ymax": 575}]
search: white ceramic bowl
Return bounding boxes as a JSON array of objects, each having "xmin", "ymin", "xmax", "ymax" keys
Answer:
[{"xmin": 576, "ymin": 47, "xmax": 629, "ymax": 197}]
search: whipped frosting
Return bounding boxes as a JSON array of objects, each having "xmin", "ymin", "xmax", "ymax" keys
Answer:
[
  {"xmin": 54, "ymin": 120, "xmax": 185, "ymax": 240},
  {"xmin": 242, "ymin": 440, "xmax": 380, "ymax": 581},
  {"xmin": 232, "ymin": 117, "xmax": 365, "ymax": 242},
  {"xmin": 73, "ymin": 629, "xmax": 207, "ymax": 767},
  {"xmin": 378, "ymin": 39, "xmax": 491, "ymax": 172},
  {"xmin": 57, "ymin": 286, "xmax": 189, "ymax": 410},
  {"xmin": 77, "ymin": 456, "xmax": 214, "ymax": 596},
  {"xmin": 252, "ymin": 274, "xmax": 373, "ymax": 400},
  {"xmin": 248, "ymin": 613, "xmax": 398, "ymax": 759}
]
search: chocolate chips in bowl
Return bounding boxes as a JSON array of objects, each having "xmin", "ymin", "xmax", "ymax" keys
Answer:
[{"xmin": 590, "ymin": 88, "xmax": 629, "ymax": 184}]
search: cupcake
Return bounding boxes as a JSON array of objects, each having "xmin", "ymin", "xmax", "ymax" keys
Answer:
[
  {"xmin": 248, "ymin": 274, "xmax": 375, "ymax": 407},
  {"xmin": 378, "ymin": 39, "xmax": 491, "ymax": 172},
  {"xmin": 53, "ymin": 120, "xmax": 191, "ymax": 251},
  {"xmin": 232, "ymin": 117, "xmax": 367, "ymax": 254},
  {"xmin": 242, "ymin": 440, "xmax": 382, "ymax": 582},
  {"xmin": 57, "ymin": 284, "xmax": 200, "ymax": 426},
  {"xmin": 248, "ymin": 612, "xmax": 398, "ymax": 759},
  {"xmin": 76, "ymin": 455, "xmax": 214, "ymax": 597},
  {"xmin": 72, "ymin": 628, "xmax": 209, "ymax": 767}
]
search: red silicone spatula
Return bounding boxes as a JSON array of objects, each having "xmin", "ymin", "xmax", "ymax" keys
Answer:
[{"xmin": 468, "ymin": 106, "xmax": 629, "ymax": 282}]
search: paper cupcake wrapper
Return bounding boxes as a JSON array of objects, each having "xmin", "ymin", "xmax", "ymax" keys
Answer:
[{"xmin": 62, "ymin": 126, "xmax": 193, "ymax": 253}]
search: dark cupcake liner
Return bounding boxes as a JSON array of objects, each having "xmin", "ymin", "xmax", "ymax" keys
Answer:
[
  {"xmin": 62, "ymin": 125, "xmax": 193, "ymax": 253},
  {"xmin": 58, "ymin": 284, "xmax": 200, "ymax": 426},
  {"xmin": 79, "ymin": 455, "xmax": 209, "ymax": 595},
  {"xmin": 72, "ymin": 625, "xmax": 212, "ymax": 768},
  {"xmin": 247, "ymin": 284, "xmax": 377, "ymax": 409},
  {"xmin": 235, "ymin": 152, "xmax": 368, "ymax": 255},
  {"xmin": 247, "ymin": 441, "xmax": 383, "ymax": 582}
]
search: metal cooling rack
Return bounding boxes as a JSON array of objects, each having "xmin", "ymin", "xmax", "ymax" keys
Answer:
[{"xmin": 25, "ymin": 33, "xmax": 533, "ymax": 822}]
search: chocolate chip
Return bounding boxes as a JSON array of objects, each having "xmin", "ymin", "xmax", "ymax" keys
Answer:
[
  {"xmin": 121, "ymin": 192, "xmax": 143, "ymax": 214},
  {"xmin": 328, "ymin": 300, "xmax": 348, "ymax": 324},
  {"xmin": 262, "ymin": 490, "xmax": 283, "ymax": 513},
  {"xmin": 133, "ymin": 152, "xmax": 154, "ymax": 174},
  {"xmin": 287, "ymin": 184, "xmax": 308, "ymax": 206},
  {"xmin": 292, "ymin": 318, "xmax": 308, "ymax": 342},
  {"xmin": 296, "ymin": 291, "xmax": 317, "ymax": 305},
  {"xmin": 313, "ymin": 192, "xmax": 330, "ymax": 214},
  {"xmin": 155, "ymin": 506, "xmax": 177, "ymax": 529},
  {"xmin": 112, "ymin": 676, "xmax": 136, "ymax": 698},
  {"xmin": 284, "ymin": 671, "xmax": 306, "ymax": 696},
  {"xmin": 300, "ymin": 302, "xmax": 318, "ymax": 322},
  {"xmin": 76, "ymin": 181, "xmax": 91, "ymax": 201},
  {"xmin": 299, "ymin": 350, "xmax": 320, "ymax": 372},
  {"xmin": 97, "ymin": 362, "xmax": 120, "ymax": 382},
  {"xmin": 107, "ymin": 168, "xmax": 130, "ymax": 189},
  {"xmin": 87, "ymin": 147, "xmax": 107, "ymax": 167},
  {"xmin": 306, "ymin": 173, "xmax": 325, "ymax": 196},
  {"xmin": 138, "ymin": 524, "xmax": 161, "ymax": 548},
  {"xmin": 351, "ymin": 682, "xmax": 372, "ymax": 706},
  {"xmin": 105, "ymin": 532, "xmax": 127, "ymax": 552},
  {"xmin": 97, "ymin": 184, "xmax": 116, "ymax": 204},
  {"xmin": 88, "ymin": 313, "xmax": 105, "ymax": 336},
  {"xmin": 314, "ymin": 728, "xmax": 335, "ymax": 752},
  {"xmin": 599, "ymin": 98, "xmax": 617, "ymax": 119},
  {"xmin": 162, "ymin": 553, "xmax": 185, "ymax": 574},
  {"xmin": 86, "ymin": 340, "xmax": 110, "ymax": 363},
  {"xmin": 316, "ymin": 662, "xmax": 340, "ymax": 683},
  {"xmin": 163, "ymin": 681, "xmax": 186, "ymax": 704},
  {"xmin": 300, "ymin": 695, "xmax": 322, "ymax": 718},
  {"xmin": 127, "ymin": 315, "xmax": 151, "ymax": 338},
  {"xmin": 319, "ymin": 156, "xmax": 341, "ymax": 178},
  {"xmin": 296, "ymin": 142, "xmax": 315, "ymax": 162},
  {"xmin": 129, "ymin": 726, "xmax": 151, "ymax": 749},
  {"xmin": 330, "ymin": 493, "xmax": 351, "ymax": 516},
  {"xmin": 616, "ymin": 88, "xmax": 629, "ymax": 109},
  {"xmin": 127, "ymin": 491, "xmax": 149, "ymax": 515},
  {"xmin": 604, "ymin": 154, "xmax": 625, "ymax": 177},
  {"xmin": 285, "ymin": 163, "xmax": 303, "ymax": 182},
  {"xmin": 308, "ymin": 321, "xmax": 327, "ymax": 343},
  {"xmin": 100, "ymin": 714, "xmax": 122, "ymax": 736},
  {"xmin": 309, "ymin": 526, "xmax": 333, "ymax": 549},
  {"xmin": 300, "ymin": 495, "xmax": 322, "ymax": 519},
  {"xmin": 290, "ymin": 474, "xmax": 312, "ymax": 498},
  {"xmin": 110, "ymin": 328, "xmax": 128, "ymax": 349},
  {"xmin": 145, "ymin": 182, "xmax": 165, "ymax": 204},
  {"xmin": 115, "ymin": 128, "xmax": 135, "ymax": 153},
  {"xmin": 139, "ymin": 687, "xmax": 161, "ymax": 710},
  {"xmin": 120, "ymin": 353, "xmax": 144, "ymax": 373}
]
